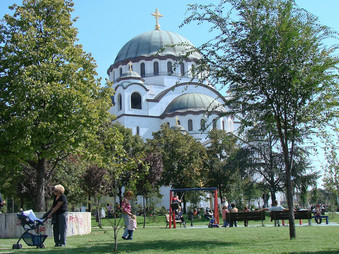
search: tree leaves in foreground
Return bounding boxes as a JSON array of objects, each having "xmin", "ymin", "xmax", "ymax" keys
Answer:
[
  {"xmin": 183, "ymin": 0, "xmax": 338, "ymax": 239},
  {"xmin": 0, "ymin": 0, "xmax": 114, "ymax": 211}
]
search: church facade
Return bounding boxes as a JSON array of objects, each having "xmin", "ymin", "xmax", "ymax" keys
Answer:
[{"xmin": 107, "ymin": 9, "xmax": 236, "ymax": 144}]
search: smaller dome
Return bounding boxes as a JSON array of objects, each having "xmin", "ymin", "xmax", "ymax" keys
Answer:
[
  {"xmin": 170, "ymin": 124, "xmax": 187, "ymax": 134},
  {"xmin": 121, "ymin": 70, "xmax": 141, "ymax": 79},
  {"xmin": 163, "ymin": 93, "xmax": 226, "ymax": 116},
  {"xmin": 117, "ymin": 70, "xmax": 143, "ymax": 82}
]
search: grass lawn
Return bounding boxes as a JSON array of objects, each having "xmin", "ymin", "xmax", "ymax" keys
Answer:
[{"xmin": 1, "ymin": 213, "xmax": 338, "ymax": 253}]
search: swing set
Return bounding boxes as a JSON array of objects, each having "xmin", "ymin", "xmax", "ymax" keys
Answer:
[{"xmin": 169, "ymin": 187, "xmax": 219, "ymax": 228}]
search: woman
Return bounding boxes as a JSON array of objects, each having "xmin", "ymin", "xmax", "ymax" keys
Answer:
[
  {"xmin": 48, "ymin": 184, "xmax": 68, "ymax": 247},
  {"xmin": 121, "ymin": 191, "xmax": 133, "ymax": 239}
]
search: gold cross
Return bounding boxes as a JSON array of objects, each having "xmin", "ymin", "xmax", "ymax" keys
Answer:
[
  {"xmin": 151, "ymin": 8, "xmax": 163, "ymax": 30},
  {"xmin": 128, "ymin": 61, "xmax": 133, "ymax": 71}
]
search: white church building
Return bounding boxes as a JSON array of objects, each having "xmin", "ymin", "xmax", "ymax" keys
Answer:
[{"xmin": 107, "ymin": 10, "xmax": 237, "ymax": 208}]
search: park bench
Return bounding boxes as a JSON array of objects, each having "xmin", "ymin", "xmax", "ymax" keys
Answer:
[
  {"xmin": 226, "ymin": 211, "xmax": 266, "ymax": 226},
  {"xmin": 270, "ymin": 210, "xmax": 312, "ymax": 225},
  {"xmin": 165, "ymin": 214, "xmax": 182, "ymax": 228}
]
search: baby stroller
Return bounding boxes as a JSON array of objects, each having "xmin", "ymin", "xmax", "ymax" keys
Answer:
[{"xmin": 12, "ymin": 209, "xmax": 48, "ymax": 249}]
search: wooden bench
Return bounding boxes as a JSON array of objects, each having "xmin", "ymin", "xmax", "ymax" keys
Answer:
[
  {"xmin": 226, "ymin": 211, "xmax": 266, "ymax": 226},
  {"xmin": 165, "ymin": 214, "xmax": 182, "ymax": 228},
  {"xmin": 270, "ymin": 210, "xmax": 312, "ymax": 225}
]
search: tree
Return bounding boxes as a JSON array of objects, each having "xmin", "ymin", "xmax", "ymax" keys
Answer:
[
  {"xmin": 0, "ymin": 0, "xmax": 114, "ymax": 211},
  {"xmin": 183, "ymin": 0, "xmax": 339, "ymax": 239},
  {"xmin": 204, "ymin": 129, "xmax": 239, "ymax": 200},
  {"xmin": 136, "ymin": 152, "xmax": 163, "ymax": 228},
  {"xmin": 148, "ymin": 124, "xmax": 207, "ymax": 212}
]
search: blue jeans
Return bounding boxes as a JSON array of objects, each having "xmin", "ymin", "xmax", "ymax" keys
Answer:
[
  {"xmin": 122, "ymin": 214, "xmax": 129, "ymax": 237},
  {"xmin": 127, "ymin": 230, "xmax": 134, "ymax": 240}
]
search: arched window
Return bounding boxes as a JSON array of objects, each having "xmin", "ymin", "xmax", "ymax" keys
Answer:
[
  {"xmin": 119, "ymin": 68, "xmax": 122, "ymax": 77},
  {"xmin": 222, "ymin": 119, "xmax": 225, "ymax": 130},
  {"xmin": 118, "ymin": 94, "xmax": 122, "ymax": 111},
  {"xmin": 131, "ymin": 92, "xmax": 142, "ymax": 109},
  {"xmin": 180, "ymin": 62, "xmax": 185, "ymax": 76},
  {"xmin": 167, "ymin": 122, "xmax": 170, "ymax": 127},
  {"xmin": 140, "ymin": 63, "xmax": 145, "ymax": 77},
  {"xmin": 188, "ymin": 119, "xmax": 193, "ymax": 131},
  {"xmin": 167, "ymin": 61, "xmax": 173, "ymax": 75},
  {"xmin": 200, "ymin": 119, "xmax": 206, "ymax": 130},
  {"xmin": 213, "ymin": 119, "xmax": 217, "ymax": 129},
  {"xmin": 136, "ymin": 126, "xmax": 140, "ymax": 136},
  {"xmin": 153, "ymin": 61, "xmax": 159, "ymax": 76},
  {"xmin": 177, "ymin": 120, "xmax": 181, "ymax": 125}
]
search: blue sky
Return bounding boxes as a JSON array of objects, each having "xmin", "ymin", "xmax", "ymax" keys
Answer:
[
  {"xmin": 1, "ymin": 0, "xmax": 338, "ymax": 82},
  {"xmin": 1, "ymin": 0, "xmax": 338, "ymax": 182}
]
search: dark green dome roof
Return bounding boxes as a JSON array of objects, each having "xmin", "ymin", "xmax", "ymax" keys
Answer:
[
  {"xmin": 114, "ymin": 30, "xmax": 201, "ymax": 65},
  {"xmin": 163, "ymin": 93, "xmax": 226, "ymax": 115}
]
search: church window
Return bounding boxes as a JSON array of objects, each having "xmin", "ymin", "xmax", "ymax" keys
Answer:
[
  {"xmin": 177, "ymin": 120, "xmax": 181, "ymax": 125},
  {"xmin": 118, "ymin": 94, "xmax": 122, "ymax": 111},
  {"xmin": 200, "ymin": 119, "xmax": 206, "ymax": 130},
  {"xmin": 153, "ymin": 61, "xmax": 159, "ymax": 76},
  {"xmin": 167, "ymin": 122, "xmax": 170, "ymax": 127},
  {"xmin": 140, "ymin": 63, "xmax": 145, "ymax": 77},
  {"xmin": 213, "ymin": 119, "xmax": 217, "ymax": 129},
  {"xmin": 131, "ymin": 92, "xmax": 142, "ymax": 109},
  {"xmin": 180, "ymin": 62, "xmax": 185, "ymax": 76},
  {"xmin": 222, "ymin": 119, "xmax": 225, "ymax": 130},
  {"xmin": 119, "ymin": 68, "xmax": 122, "ymax": 77},
  {"xmin": 188, "ymin": 119, "xmax": 193, "ymax": 131},
  {"xmin": 167, "ymin": 61, "xmax": 173, "ymax": 75},
  {"xmin": 136, "ymin": 126, "xmax": 140, "ymax": 136}
]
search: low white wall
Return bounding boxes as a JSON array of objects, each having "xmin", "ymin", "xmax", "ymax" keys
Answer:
[{"xmin": 0, "ymin": 212, "xmax": 91, "ymax": 239}]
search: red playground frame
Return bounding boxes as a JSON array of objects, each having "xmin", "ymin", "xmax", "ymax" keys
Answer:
[{"xmin": 169, "ymin": 187, "xmax": 219, "ymax": 228}]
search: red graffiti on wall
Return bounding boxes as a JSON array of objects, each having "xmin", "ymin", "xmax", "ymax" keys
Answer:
[{"xmin": 68, "ymin": 215, "xmax": 83, "ymax": 227}]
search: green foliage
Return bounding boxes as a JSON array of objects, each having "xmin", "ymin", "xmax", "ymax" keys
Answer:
[
  {"xmin": 183, "ymin": 0, "xmax": 339, "ymax": 238},
  {"xmin": 147, "ymin": 124, "xmax": 207, "ymax": 189},
  {"xmin": 0, "ymin": 0, "xmax": 114, "ymax": 211}
]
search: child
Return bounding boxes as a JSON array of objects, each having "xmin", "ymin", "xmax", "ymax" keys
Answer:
[
  {"xmin": 221, "ymin": 205, "xmax": 229, "ymax": 227},
  {"xmin": 208, "ymin": 217, "xmax": 219, "ymax": 228},
  {"xmin": 124, "ymin": 215, "xmax": 137, "ymax": 240}
]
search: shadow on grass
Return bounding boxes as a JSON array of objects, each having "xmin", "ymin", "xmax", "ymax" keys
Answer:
[{"xmin": 3, "ymin": 239, "xmax": 240, "ymax": 253}]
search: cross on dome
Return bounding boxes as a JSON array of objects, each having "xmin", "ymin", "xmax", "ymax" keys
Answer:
[{"xmin": 151, "ymin": 8, "xmax": 163, "ymax": 30}]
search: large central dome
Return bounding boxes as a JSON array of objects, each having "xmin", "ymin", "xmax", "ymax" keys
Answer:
[{"xmin": 113, "ymin": 30, "xmax": 201, "ymax": 65}]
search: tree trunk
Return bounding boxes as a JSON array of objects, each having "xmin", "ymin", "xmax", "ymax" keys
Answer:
[
  {"xmin": 88, "ymin": 193, "xmax": 91, "ymax": 212},
  {"xmin": 143, "ymin": 196, "xmax": 146, "ymax": 228},
  {"xmin": 286, "ymin": 165, "xmax": 296, "ymax": 239},
  {"xmin": 35, "ymin": 158, "xmax": 46, "ymax": 212}
]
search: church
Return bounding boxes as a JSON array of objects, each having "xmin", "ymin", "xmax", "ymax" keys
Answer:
[{"xmin": 107, "ymin": 9, "xmax": 236, "ymax": 144}]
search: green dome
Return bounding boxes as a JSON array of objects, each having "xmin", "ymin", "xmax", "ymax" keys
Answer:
[
  {"xmin": 163, "ymin": 93, "xmax": 226, "ymax": 115},
  {"xmin": 114, "ymin": 30, "xmax": 201, "ymax": 65}
]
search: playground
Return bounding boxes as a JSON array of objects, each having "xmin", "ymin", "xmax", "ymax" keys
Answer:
[{"xmin": 0, "ymin": 213, "xmax": 338, "ymax": 253}]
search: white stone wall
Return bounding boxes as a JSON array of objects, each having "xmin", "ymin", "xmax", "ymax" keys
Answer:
[{"xmin": 0, "ymin": 212, "xmax": 91, "ymax": 239}]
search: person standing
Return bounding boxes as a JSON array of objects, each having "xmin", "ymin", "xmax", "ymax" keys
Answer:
[
  {"xmin": 124, "ymin": 215, "xmax": 137, "ymax": 240},
  {"xmin": 221, "ymin": 205, "xmax": 229, "ymax": 227},
  {"xmin": 48, "ymin": 184, "xmax": 68, "ymax": 247},
  {"xmin": 121, "ymin": 191, "xmax": 133, "ymax": 239},
  {"xmin": 229, "ymin": 203, "xmax": 238, "ymax": 227}
]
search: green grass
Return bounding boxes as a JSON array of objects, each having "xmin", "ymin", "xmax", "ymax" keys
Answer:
[{"xmin": 1, "ymin": 213, "xmax": 339, "ymax": 253}]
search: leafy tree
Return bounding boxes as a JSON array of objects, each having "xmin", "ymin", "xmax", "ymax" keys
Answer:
[
  {"xmin": 183, "ymin": 0, "xmax": 338, "ymax": 238},
  {"xmin": 0, "ymin": 0, "xmax": 113, "ymax": 211},
  {"xmin": 245, "ymin": 125, "xmax": 286, "ymax": 203},
  {"xmin": 148, "ymin": 124, "xmax": 207, "ymax": 212},
  {"xmin": 204, "ymin": 129, "xmax": 239, "ymax": 200},
  {"xmin": 323, "ymin": 148, "xmax": 339, "ymax": 211},
  {"xmin": 136, "ymin": 152, "xmax": 163, "ymax": 228},
  {"xmin": 291, "ymin": 149, "xmax": 319, "ymax": 208}
]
